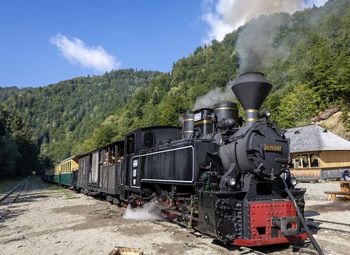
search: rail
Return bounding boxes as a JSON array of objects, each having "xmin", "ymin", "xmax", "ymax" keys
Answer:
[
  {"xmin": 0, "ymin": 177, "xmax": 29, "ymax": 220},
  {"xmin": 0, "ymin": 180, "xmax": 24, "ymax": 203},
  {"xmin": 306, "ymin": 218, "xmax": 350, "ymax": 234}
]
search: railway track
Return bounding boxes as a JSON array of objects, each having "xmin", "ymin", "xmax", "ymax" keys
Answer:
[
  {"xmin": 0, "ymin": 178, "xmax": 29, "ymax": 220},
  {"xmin": 240, "ymin": 243, "xmax": 326, "ymax": 255},
  {"xmin": 238, "ymin": 247, "xmax": 268, "ymax": 255},
  {"xmin": 238, "ymin": 245, "xmax": 321, "ymax": 255},
  {"xmin": 306, "ymin": 217, "xmax": 350, "ymax": 235}
]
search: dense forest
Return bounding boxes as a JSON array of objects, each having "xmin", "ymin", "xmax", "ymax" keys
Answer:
[
  {"xmin": 0, "ymin": 0, "xmax": 349, "ymax": 178},
  {"xmin": 0, "ymin": 104, "xmax": 41, "ymax": 179},
  {"xmin": 77, "ymin": 0, "xmax": 350, "ymax": 152},
  {"xmin": 0, "ymin": 70, "xmax": 160, "ymax": 164}
]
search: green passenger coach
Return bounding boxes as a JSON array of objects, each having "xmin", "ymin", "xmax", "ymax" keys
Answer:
[{"xmin": 43, "ymin": 156, "xmax": 79, "ymax": 186}]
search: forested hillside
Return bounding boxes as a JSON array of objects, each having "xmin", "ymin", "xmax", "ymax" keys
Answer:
[
  {"xmin": 0, "ymin": 70, "xmax": 160, "ymax": 162},
  {"xmin": 0, "ymin": 104, "xmax": 40, "ymax": 179},
  {"xmin": 76, "ymin": 0, "xmax": 350, "ymax": 153}
]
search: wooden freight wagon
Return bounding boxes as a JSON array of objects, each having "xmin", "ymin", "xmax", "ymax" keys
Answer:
[{"xmin": 285, "ymin": 124, "xmax": 350, "ymax": 181}]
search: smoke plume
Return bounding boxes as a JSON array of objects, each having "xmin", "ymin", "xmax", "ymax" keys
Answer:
[
  {"xmin": 236, "ymin": 13, "xmax": 292, "ymax": 73},
  {"xmin": 203, "ymin": 0, "xmax": 328, "ymax": 42},
  {"xmin": 193, "ymin": 82, "xmax": 235, "ymax": 110},
  {"xmin": 123, "ymin": 202, "xmax": 162, "ymax": 221},
  {"xmin": 197, "ymin": 1, "xmax": 329, "ymax": 108}
]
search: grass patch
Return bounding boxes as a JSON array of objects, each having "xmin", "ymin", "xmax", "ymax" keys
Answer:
[
  {"xmin": 48, "ymin": 184, "xmax": 76, "ymax": 199},
  {"xmin": 47, "ymin": 184, "xmax": 63, "ymax": 190},
  {"xmin": 0, "ymin": 178, "xmax": 22, "ymax": 193}
]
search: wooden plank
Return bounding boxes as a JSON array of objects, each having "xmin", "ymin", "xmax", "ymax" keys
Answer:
[
  {"xmin": 109, "ymin": 247, "xmax": 144, "ymax": 255},
  {"xmin": 290, "ymin": 169, "xmax": 321, "ymax": 180},
  {"xmin": 324, "ymin": 191, "xmax": 350, "ymax": 201},
  {"xmin": 340, "ymin": 182, "xmax": 350, "ymax": 192},
  {"xmin": 324, "ymin": 191, "xmax": 350, "ymax": 195}
]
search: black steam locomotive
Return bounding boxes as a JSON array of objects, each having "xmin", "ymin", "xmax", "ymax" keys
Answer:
[{"xmin": 43, "ymin": 72, "xmax": 307, "ymax": 247}]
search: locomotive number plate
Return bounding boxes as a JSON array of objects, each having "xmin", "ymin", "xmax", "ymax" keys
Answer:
[
  {"xmin": 194, "ymin": 112, "xmax": 202, "ymax": 122},
  {"xmin": 264, "ymin": 144, "xmax": 282, "ymax": 152}
]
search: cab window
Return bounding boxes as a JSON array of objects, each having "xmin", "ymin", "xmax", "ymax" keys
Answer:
[
  {"xmin": 127, "ymin": 135, "xmax": 135, "ymax": 154},
  {"xmin": 143, "ymin": 132, "xmax": 154, "ymax": 149}
]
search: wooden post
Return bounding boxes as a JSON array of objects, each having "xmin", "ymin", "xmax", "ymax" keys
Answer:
[{"xmin": 340, "ymin": 181, "xmax": 350, "ymax": 199}]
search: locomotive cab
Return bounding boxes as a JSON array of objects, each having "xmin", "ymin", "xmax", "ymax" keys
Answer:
[{"xmin": 122, "ymin": 126, "xmax": 182, "ymax": 193}]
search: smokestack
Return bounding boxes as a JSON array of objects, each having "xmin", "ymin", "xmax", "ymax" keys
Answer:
[{"xmin": 231, "ymin": 72, "xmax": 272, "ymax": 124}]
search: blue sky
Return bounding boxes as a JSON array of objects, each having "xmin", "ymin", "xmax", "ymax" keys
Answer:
[
  {"xmin": 0, "ymin": 0, "xmax": 205, "ymax": 87},
  {"xmin": 0, "ymin": 0, "xmax": 327, "ymax": 87}
]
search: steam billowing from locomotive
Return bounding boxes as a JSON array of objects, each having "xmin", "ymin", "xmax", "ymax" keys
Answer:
[
  {"xmin": 193, "ymin": 83, "xmax": 235, "ymax": 110},
  {"xmin": 236, "ymin": 14, "xmax": 293, "ymax": 73}
]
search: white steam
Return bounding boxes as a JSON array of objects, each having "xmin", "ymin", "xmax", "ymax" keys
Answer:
[
  {"xmin": 193, "ymin": 82, "xmax": 235, "ymax": 110},
  {"xmin": 123, "ymin": 203, "xmax": 162, "ymax": 221},
  {"xmin": 236, "ymin": 13, "xmax": 292, "ymax": 73},
  {"xmin": 202, "ymin": 0, "xmax": 328, "ymax": 43}
]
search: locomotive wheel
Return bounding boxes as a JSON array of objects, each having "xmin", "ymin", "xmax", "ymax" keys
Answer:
[{"xmin": 216, "ymin": 215, "xmax": 236, "ymax": 243}]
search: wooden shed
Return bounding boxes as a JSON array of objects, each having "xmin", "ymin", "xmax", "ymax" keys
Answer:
[{"xmin": 285, "ymin": 124, "xmax": 350, "ymax": 181}]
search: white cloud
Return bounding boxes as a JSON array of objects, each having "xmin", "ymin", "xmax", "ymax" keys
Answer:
[
  {"xmin": 202, "ymin": 0, "xmax": 329, "ymax": 43},
  {"xmin": 310, "ymin": 0, "xmax": 328, "ymax": 7},
  {"xmin": 50, "ymin": 34, "xmax": 120, "ymax": 73}
]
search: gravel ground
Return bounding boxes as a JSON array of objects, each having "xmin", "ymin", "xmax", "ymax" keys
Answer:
[
  {"xmin": 0, "ymin": 178, "xmax": 349, "ymax": 255},
  {"xmin": 297, "ymin": 182, "xmax": 340, "ymax": 200}
]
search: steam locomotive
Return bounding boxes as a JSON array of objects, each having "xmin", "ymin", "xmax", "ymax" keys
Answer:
[{"xmin": 42, "ymin": 72, "xmax": 308, "ymax": 247}]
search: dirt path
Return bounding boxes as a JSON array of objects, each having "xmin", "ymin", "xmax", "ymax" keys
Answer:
[
  {"xmin": 0, "ymin": 178, "xmax": 233, "ymax": 255},
  {"xmin": 0, "ymin": 178, "xmax": 349, "ymax": 255}
]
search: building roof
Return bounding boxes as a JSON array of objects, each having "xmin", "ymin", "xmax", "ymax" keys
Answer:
[{"xmin": 285, "ymin": 124, "xmax": 350, "ymax": 153}]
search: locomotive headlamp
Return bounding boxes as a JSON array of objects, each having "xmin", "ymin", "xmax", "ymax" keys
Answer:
[
  {"xmin": 290, "ymin": 177, "xmax": 297, "ymax": 186},
  {"xmin": 228, "ymin": 177, "xmax": 236, "ymax": 187},
  {"xmin": 259, "ymin": 110, "xmax": 271, "ymax": 119}
]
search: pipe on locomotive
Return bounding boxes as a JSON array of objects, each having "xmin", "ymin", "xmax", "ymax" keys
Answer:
[
  {"xmin": 182, "ymin": 72, "xmax": 271, "ymax": 137},
  {"xmin": 182, "ymin": 113, "xmax": 194, "ymax": 139},
  {"xmin": 213, "ymin": 102, "xmax": 238, "ymax": 129},
  {"xmin": 231, "ymin": 72, "xmax": 272, "ymax": 124}
]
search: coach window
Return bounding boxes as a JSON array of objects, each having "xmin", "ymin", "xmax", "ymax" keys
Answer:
[
  {"xmin": 99, "ymin": 150, "xmax": 103, "ymax": 164},
  {"xmin": 104, "ymin": 146, "xmax": 116, "ymax": 165},
  {"xmin": 110, "ymin": 146, "xmax": 116, "ymax": 164},
  {"xmin": 127, "ymin": 135, "xmax": 135, "ymax": 154},
  {"xmin": 143, "ymin": 132, "xmax": 154, "ymax": 149}
]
